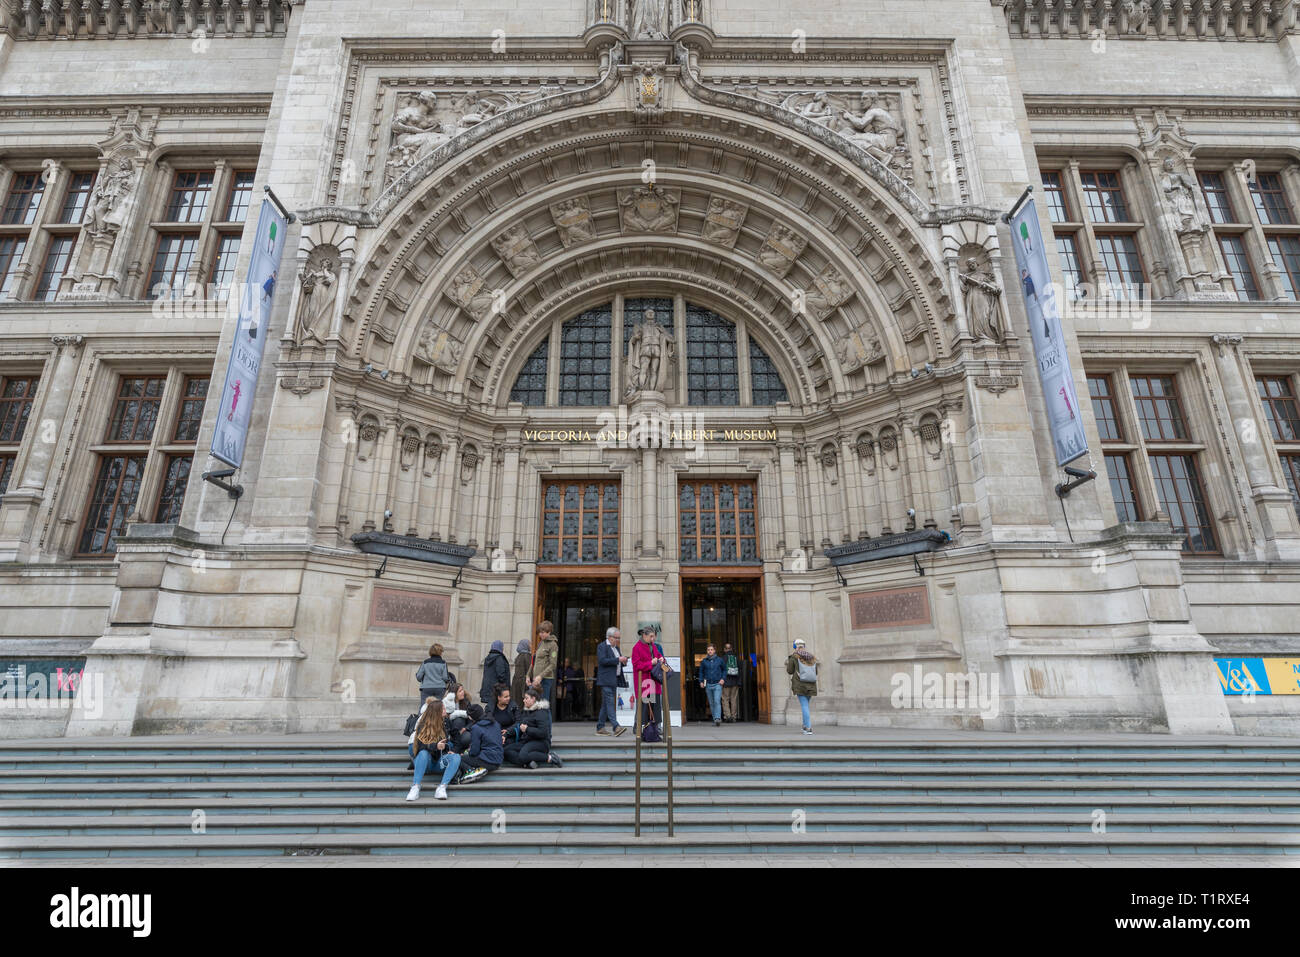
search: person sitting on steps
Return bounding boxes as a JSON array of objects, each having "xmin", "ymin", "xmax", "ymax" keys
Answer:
[
  {"xmin": 503, "ymin": 686, "xmax": 564, "ymax": 769},
  {"xmin": 456, "ymin": 704, "xmax": 500, "ymax": 783},
  {"xmin": 406, "ymin": 699, "xmax": 461, "ymax": 802}
]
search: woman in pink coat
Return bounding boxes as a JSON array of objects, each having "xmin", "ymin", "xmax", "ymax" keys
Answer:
[{"xmin": 631, "ymin": 627, "xmax": 668, "ymax": 730}]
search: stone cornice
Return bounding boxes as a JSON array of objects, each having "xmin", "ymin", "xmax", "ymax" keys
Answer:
[
  {"xmin": 0, "ymin": 0, "xmax": 293, "ymax": 41},
  {"xmin": 997, "ymin": 0, "xmax": 1298, "ymax": 42}
]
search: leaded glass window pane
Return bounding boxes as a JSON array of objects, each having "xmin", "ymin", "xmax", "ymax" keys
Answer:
[
  {"xmin": 560, "ymin": 305, "xmax": 612, "ymax": 406},
  {"xmin": 679, "ymin": 480, "xmax": 760, "ymax": 565},
  {"xmin": 686, "ymin": 304, "xmax": 739, "ymax": 406},
  {"xmin": 510, "ymin": 340, "xmax": 549, "ymax": 406},
  {"xmin": 539, "ymin": 480, "xmax": 620, "ymax": 564},
  {"xmin": 750, "ymin": 339, "xmax": 789, "ymax": 405}
]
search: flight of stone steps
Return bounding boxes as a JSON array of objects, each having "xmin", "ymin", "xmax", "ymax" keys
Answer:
[{"xmin": 2, "ymin": 733, "xmax": 1298, "ymax": 859}]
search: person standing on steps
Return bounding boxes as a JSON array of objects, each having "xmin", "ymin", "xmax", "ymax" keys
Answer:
[
  {"xmin": 415, "ymin": 643, "xmax": 454, "ymax": 705},
  {"xmin": 512, "ymin": 638, "xmax": 531, "ymax": 709},
  {"xmin": 631, "ymin": 625, "xmax": 669, "ymax": 733},
  {"xmin": 406, "ymin": 699, "xmax": 461, "ymax": 801},
  {"xmin": 479, "ymin": 640, "xmax": 511, "ymax": 705},
  {"xmin": 697, "ymin": 643, "xmax": 726, "ymax": 727},
  {"xmin": 721, "ymin": 642, "xmax": 742, "ymax": 722},
  {"xmin": 530, "ymin": 620, "xmax": 560, "ymax": 708},
  {"xmin": 595, "ymin": 626, "xmax": 629, "ymax": 737},
  {"xmin": 786, "ymin": 638, "xmax": 819, "ymax": 735}
]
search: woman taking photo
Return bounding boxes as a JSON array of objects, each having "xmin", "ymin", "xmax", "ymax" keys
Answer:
[
  {"xmin": 785, "ymin": 638, "xmax": 819, "ymax": 735},
  {"xmin": 406, "ymin": 699, "xmax": 461, "ymax": 801}
]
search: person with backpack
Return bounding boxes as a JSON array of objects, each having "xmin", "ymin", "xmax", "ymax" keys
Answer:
[
  {"xmin": 721, "ymin": 642, "xmax": 742, "ymax": 722},
  {"xmin": 479, "ymin": 640, "xmax": 512, "ymax": 705},
  {"xmin": 511, "ymin": 638, "xmax": 531, "ymax": 709},
  {"xmin": 503, "ymin": 686, "xmax": 564, "ymax": 769},
  {"xmin": 697, "ymin": 643, "xmax": 727, "ymax": 727},
  {"xmin": 406, "ymin": 699, "xmax": 460, "ymax": 801},
  {"xmin": 786, "ymin": 638, "xmax": 819, "ymax": 735},
  {"xmin": 529, "ymin": 620, "xmax": 560, "ymax": 707},
  {"xmin": 415, "ymin": 643, "xmax": 454, "ymax": 704},
  {"xmin": 457, "ymin": 704, "xmax": 501, "ymax": 782}
]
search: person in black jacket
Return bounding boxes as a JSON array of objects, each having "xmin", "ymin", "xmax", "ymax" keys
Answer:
[
  {"xmin": 503, "ymin": 687, "xmax": 564, "ymax": 769},
  {"xmin": 490, "ymin": 684, "xmax": 518, "ymax": 732},
  {"xmin": 445, "ymin": 686, "xmax": 474, "ymax": 753},
  {"xmin": 479, "ymin": 640, "xmax": 512, "ymax": 704},
  {"xmin": 456, "ymin": 705, "xmax": 501, "ymax": 782}
]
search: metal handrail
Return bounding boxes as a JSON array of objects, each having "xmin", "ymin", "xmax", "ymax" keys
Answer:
[{"xmin": 632, "ymin": 672, "xmax": 674, "ymax": 837}]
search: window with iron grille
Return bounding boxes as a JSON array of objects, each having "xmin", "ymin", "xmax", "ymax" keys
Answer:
[
  {"xmin": 749, "ymin": 339, "xmax": 789, "ymax": 405},
  {"xmin": 0, "ymin": 375, "xmax": 38, "ymax": 495},
  {"xmin": 539, "ymin": 481, "xmax": 619, "ymax": 564},
  {"xmin": 559, "ymin": 306, "xmax": 612, "ymax": 407},
  {"xmin": 678, "ymin": 480, "xmax": 758, "ymax": 564},
  {"xmin": 509, "ymin": 340, "xmax": 549, "ymax": 406},
  {"xmin": 685, "ymin": 304, "xmax": 739, "ymax": 406}
]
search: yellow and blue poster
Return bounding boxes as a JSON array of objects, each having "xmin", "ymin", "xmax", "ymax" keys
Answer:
[{"xmin": 1215, "ymin": 657, "xmax": 1300, "ymax": 695}]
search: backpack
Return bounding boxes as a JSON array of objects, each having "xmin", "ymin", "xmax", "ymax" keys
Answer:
[
  {"xmin": 403, "ymin": 712, "xmax": 419, "ymax": 737},
  {"xmin": 796, "ymin": 659, "xmax": 818, "ymax": 683}
]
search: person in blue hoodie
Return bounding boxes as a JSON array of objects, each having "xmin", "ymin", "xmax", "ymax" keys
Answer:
[
  {"xmin": 697, "ymin": 644, "xmax": 727, "ymax": 727},
  {"xmin": 457, "ymin": 703, "xmax": 502, "ymax": 782}
]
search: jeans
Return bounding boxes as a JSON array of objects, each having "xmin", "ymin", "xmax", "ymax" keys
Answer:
[
  {"xmin": 409, "ymin": 745, "xmax": 461, "ymax": 788},
  {"xmin": 704, "ymin": 682, "xmax": 722, "ymax": 721},
  {"xmin": 596, "ymin": 685, "xmax": 619, "ymax": 730},
  {"xmin": 419, "ymin": 688, "xmax": 442, "ymax": 704},
  {"xmin": 539, "ymin": 677, "xmax": 554, "ymax": 707},
  {"xmin": 797, "ymin": 695, "xmax": 812, "ymax": 730}
]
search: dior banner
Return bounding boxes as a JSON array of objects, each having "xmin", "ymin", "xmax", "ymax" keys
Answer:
[
  {"xmin": 211, "ymin": 200, "xmax": 289, "ymax": 468},
  {"xmin": 1009, "ymin": 198, "xmax": 1089, "ymax": 467}
]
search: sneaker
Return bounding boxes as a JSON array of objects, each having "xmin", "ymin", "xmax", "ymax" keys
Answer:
[
  {"xmin": 549, "ymin": 753, "xmax": 564, "ymax": 768},
  {"xmin": 459, "ymin": 766, "xmax": 489, "ymax": 784},
  {"xmin": 613, "ymin": 726, "xmax": 627, "ymax": 737},
  {"xmin": 596, "ymin": 728, "xmax": 612, "ymax": 736},
  {"xmin": 405, "ymin": 785, "xmax": 420, "ymax": 801},
  {"xmin": 802, "ymin": 727, "xmax": 813, "ymax": 735},
  {"xmin": 434, "ymin": 785, "xmax": 448, "ymax": 800},
  {"xmin": 714, "ymin": 720, "xmax": 721, "ymax": 727}
]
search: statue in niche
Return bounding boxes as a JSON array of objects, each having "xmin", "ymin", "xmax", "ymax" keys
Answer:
[
  {"xmin": 959, "ymin": 257, "xmax": 1003, "ymax": 343},
  {"xmin": 387, "ymin": 92, "xmax": 450, "ymax": 180},
  {"xmin": 294, "ymin": 256, "xmax": 337, "ymax": 345},
  {"xmin": 624, "ymin": 308, "xmax": 675, "ymax": 396},
  {"xmin": 1161, "ymin": 157, "xmax": 1208, "ymax": 234},
  {"xmin": 629, "ymin": 0, "xmax": 669, "ymax": 38},
  {"xmin": 85, "ymin": 157, "xmax": 136, "ymax": 237},
  {"xmin": 838, "ymin": 92, "xmax": 904, "ymax": 166}
]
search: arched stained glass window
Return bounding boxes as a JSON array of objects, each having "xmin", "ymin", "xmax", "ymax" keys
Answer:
[
  {"xmin": 749, "ymin": 338, "xmax": 789, "ymax": 405},
  {"xmin": 559, "ymin": 305, "xmax": 612, "ymax": 406},
  {"xmin": 685, "ymin": 304, "xmax": 738, "ymax": 406},
  {"xmin": 509, "ymin": 339, "xmax": 548, "ymax": 406}
]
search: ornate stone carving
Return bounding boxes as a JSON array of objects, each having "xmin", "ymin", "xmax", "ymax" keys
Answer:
[
  {"xmin": 630, "ymin": 0, "xmax": 669, "ymax": 38},
  {"xmin": 293, "ymin": 249, "xmax": 338, "ymax": 346},
  {"xmin": 919, "ymin": 419, "xmax": 943, "ymax": 458},
  {"xmin": 416, "ymin": 323, "xmax": 464, "ymax": 374},
  {"xmin": 1161, "ymin": 157, "xmax": 1209, "ymax": 235},
  {"xmin": 385, "ymin": 92, "xmax": 450, "ymax": 183},
  {"xmin": 624, "ymin": 307, "xmax": 676, "ymax": 396},
  {"xmin": 491, "ymin": 224, "xmax": 542, "ymax": 278},
  {"xmin": 757, "ymin": 223, "xmax": 807, "ymax": 277},
  {"xmin": 618, "ymin": 185, "xmax": 680, "ymax": 232},
  {"xmin": 279, "ymin": 369, "xmax": 325, "ymax": 396},
  {"xmin": 819, "ymin": 442, "xmax": 839, "ymax": 481},
  {"xmin": 701, "ymin": 196, "xmax": 748, "ymax": 247},
  {"xmin": 856, "ymin": 434, "xmax": 877, "ymax": 474},
  {"xmin": 1120, "ymin": 0, "xmax": 1152, "ymax": 33},
  {"xmin": 803, "ymin": 265, "xmax": 853, "ymax": 321},
  {"xmin": 836, "ymin": 328, "xmax": 883, "ymax": 372},
  {"xmin": 878, "ymin": 430, "xmax": 900, "ymax": 470},
  {"xmin": 459, "ymin": 445, "xmax": 479, "ymax": 485},
  {"xmin": 84, "ymin": 156, "xmax": 137, "ymax": 238},
  {"xmin": 959, "ymin": 256, "xmax": 1004, "ymax": 342},
  {"xmin": 634, "ymin": 63, "xmax": 666, "ymax": 122},
  {"xmin": 550, "ymin": 197, "xmax": 597, "ymax": 247},
  {"xmin": 974, "ymin": 375, "xmax": 1019, "ymax": 394},
  {"xmin": 425, "ymin": 433, "xmax": 444, "ymax": 466},
  {"xmin": 446, "ymin": 266, "xmax": 496, "ymax": 321}
]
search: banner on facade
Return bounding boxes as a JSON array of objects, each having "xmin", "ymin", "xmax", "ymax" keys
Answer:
[
  {"xmin": 210, "ymin": 199, "xmax": 288, "ymax": 468},
  {"xmin": 1008, "ymin": 198, "xmax": 1089, "ymax": 467},
  {"xmin": 1216, "ymin": 657, "xmax": 1300, "ymax": 695}
]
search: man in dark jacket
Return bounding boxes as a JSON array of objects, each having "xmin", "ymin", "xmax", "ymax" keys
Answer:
[
  {"xmin": 479, "ymin": 640, "xmax": 512, "ymax": 704},
  {"xmin": 697, "ymin": 644, "xmax": 727, "ymax": 726},
  {"xmin": 594, "ymin": 626, "xmax": 628, "ymax": 737},
  {"xmin": 503, "ymin": 687, "xmax": 564, "ymax": 769},
  {"xmin": 458, "ymin": 705, "xmax": 502, "ymax": 782}
]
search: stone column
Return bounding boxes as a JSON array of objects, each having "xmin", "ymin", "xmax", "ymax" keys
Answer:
[
  {"xmin": 433, "ymin": 433, "xmax": 459, "ymax": 541},
  {"xmin": 365, "ymin": 420, "xmax": 394, "ymax": 532},
  {"xmin": 0, "ymin": 336, "xmax": 84, "ymax": 561},
  {"xmin": 838, "ymin": 432, "xmax": 863, "ymax": 539},
  {"xmin": 1211, "ymin": 334, "xmax": 1300, "ymax": 559},
  {"xmin": 776, "ymin": 442, "xmax": 801, "ymax": 562},
  {"xmin": 497, "ymin": 442, "xmax": 522, "ymax": 555}
]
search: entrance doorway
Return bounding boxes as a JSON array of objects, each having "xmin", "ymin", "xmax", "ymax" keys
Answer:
[
  {"xmin": 681, "ymin": 578, "xmax": 766, "ymax": 722},
  {"xmin": 535, "ymin": 578, "xmax": 617, "ymax": 722}
]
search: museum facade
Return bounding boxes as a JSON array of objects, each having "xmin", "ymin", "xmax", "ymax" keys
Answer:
[{"xmin": 0, "ymin": 0, "xmax": 1298, "ymax": 737}]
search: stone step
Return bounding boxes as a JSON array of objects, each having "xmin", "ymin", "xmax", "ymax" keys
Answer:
[
  {"xmin": 3, "ymin": 830, "xmax": 1298, "ymax": 859},
  {"xmin": 3, "ymin": 810, "xmax": 1298, "ymax": 837},
  {"xmin": 8, "ymin": 794, "xmax": 1300, "ymax": 815}
]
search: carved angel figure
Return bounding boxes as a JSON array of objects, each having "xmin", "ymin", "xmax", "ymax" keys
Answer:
[{"xmin": 387, "ymin": 92, "xmax": 450, "ymax": 177}]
